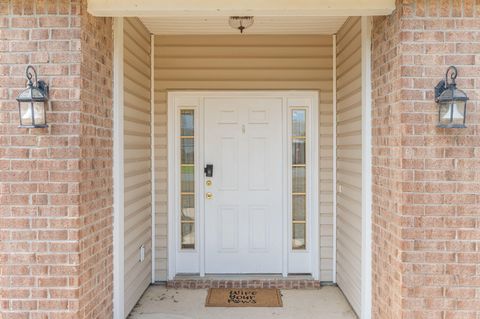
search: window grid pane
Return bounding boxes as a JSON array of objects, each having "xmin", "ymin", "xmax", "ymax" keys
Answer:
[
  {"xmin": 292, "ymin": 109, "xmax": 307, "ymax": 250},
  {"xmin": 180, "ymin": 110, "xmax": 195, "ymax": 249}
]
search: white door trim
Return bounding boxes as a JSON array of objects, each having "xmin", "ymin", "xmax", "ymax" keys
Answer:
[
  {"xmin": 112, "ymin": 17, "xmax": 125, "ymax": 319},
  {"xmin": 167, "ymin": 91, "xmax": 319, "ymax": 280}
]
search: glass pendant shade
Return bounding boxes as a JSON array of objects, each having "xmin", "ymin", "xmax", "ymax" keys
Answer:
[{"xmin": 228, "ymin": 16, "xmax": 254, "ymax": 33}]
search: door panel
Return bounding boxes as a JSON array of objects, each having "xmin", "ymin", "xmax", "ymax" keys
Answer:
[
  {"xmin": 219, "ymin": 137, "xmax": 238, "ymax": 190},
  {"xmin": 248, "ymin": 137, "xmax": 267, "ymax": 190},
  {"xmin": 204, "ymin": 97, "xmax": 283, "ymax": 274},
  {"xmin": 218, "ymin": 206, "xmax": 239, "ymax": 251},
  {"xmin": 249, "ymin": 206, "xmax": 268, "ymax": 251}
]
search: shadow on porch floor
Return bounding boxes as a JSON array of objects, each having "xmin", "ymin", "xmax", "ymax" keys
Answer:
[{"xmin": 128, "ymin": 284, "xmax": 356, "ymax": 319}]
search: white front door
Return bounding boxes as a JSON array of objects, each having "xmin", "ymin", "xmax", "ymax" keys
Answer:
[
  {"xmin": 169, "ymin": 91, "xmax": 320, "ymax": 279},
  {"xmin": 204, "ymin": 97, "xmax": 283, "ymax": 274}
]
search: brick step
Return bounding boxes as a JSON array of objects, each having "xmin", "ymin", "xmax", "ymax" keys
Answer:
[{"xmin": 166, "ymin": 275, "xmax": 321, "ymax": 289}]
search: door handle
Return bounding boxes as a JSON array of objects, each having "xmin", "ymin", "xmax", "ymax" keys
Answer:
[
  {"xmin": 204, "ymin": 164, "xmax": 213, "ymax": 177},
  {"xmin": 206, "ymin": 192, "xmax": 213, "ymax": 200}
]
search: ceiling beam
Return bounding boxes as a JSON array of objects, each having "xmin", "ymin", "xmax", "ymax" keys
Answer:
[{"xmin": 87, "ymin": 0, "xmax": 396, "ymax": 17}]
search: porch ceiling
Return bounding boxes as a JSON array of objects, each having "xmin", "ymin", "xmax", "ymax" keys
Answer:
[
  {"xmin": 139, "ymin": 16, "xmax": 349, "ymax": 35},
  {"xmin": 87, "ymin": 0, "xmax": 396, "ymax": 17}
]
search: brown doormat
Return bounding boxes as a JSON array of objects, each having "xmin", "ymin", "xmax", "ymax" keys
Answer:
[{"xmin": 205, "ymin": 288, "xmax": 283, "ymax": 307}]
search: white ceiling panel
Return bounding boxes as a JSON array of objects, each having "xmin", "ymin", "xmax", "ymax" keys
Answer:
[{"xmin": 140, "ymin": 16, "xmax": 348, "ymax": 35}]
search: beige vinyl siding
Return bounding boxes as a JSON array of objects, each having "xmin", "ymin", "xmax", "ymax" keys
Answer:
[
  {"xmin": 335, "ymin": 17, "xmax": 362, "ymax": 315},
  {"xmin": 154, "ymin": 35, "xmax": 334, "ymax": 281},
  {"xmin": 123, "ymin": 17, "xmax": 152, "ymax": 316}
]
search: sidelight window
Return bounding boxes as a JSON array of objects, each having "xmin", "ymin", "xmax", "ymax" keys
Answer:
[
  {"xmin": 180, "ymin": 110, "xmax": 195, "ymax": 249},
  {"xmin": 291, "ymin": 109, "xmax": 307, "ymax": 250}
]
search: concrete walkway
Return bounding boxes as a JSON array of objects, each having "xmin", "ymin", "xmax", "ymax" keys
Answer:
[{"xmin": 128, "ymin": 285, "xmax": 357, "ymax": 319}]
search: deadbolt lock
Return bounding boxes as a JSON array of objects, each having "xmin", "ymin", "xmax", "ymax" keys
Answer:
[
  {"xmin": 206, "ymin": 180, "xmax": 212, "ymax": 187},
  {"xmin": 206, "ymin": 192, "xmax": 213, "ymax": 199}
]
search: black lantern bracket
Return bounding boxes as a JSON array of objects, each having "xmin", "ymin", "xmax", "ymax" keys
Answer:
[
  {"xmin": 434, "ymin": 65, "xmax": 457, "ymax": 102},
  {"xmin": 26, "ymin": 65, "xmax": 49, "ymax": 98}
]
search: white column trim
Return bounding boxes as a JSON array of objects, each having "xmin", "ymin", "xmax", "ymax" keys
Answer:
[
  {"xmin": 150, "ymin": 34, "xmax": 156, "ymax": 283},
  {"xmin": 332, "ymin": 33, "xmax": 337, "ymax": 284},
  {"xmin": 361, "ymin": 16, "xmax": 373, "ymax": 319},
  {"xmin": 112, "ymin": 17, "xmax": 125, "ymax": 319}
]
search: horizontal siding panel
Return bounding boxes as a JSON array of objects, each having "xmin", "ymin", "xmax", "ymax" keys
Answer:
[
  {"xmin": 335, "ymin": 17, "xmax": 362, "ymax": 316},
  {"xmin": 124, "ymin": 135, "xmax": 151, "ymax": 148},
  {"xmin": 156, "ymin": 57, "xmax": 333, "ymax": 69},
  {"xmin": 336, "ymin": 134, "xmax": 361, "ymax": 146},
  {"xmin": 156, "ymin": 46, "xmax": 332, "ymax": 58},
  {"xmin": 125, "ymin": 220, "xmax": 151, "ymax": 257},
  {"xmin": 337, "ymin": 149, "xmax": 362, "ymax": 160},
  {"xmin": 125, "ymin": 248, "xmax": 152, "ymax": 291},
  {"xmin": 154, "ymin": 69, "xmax": 331, "ymax": 81},
  {"xmin": 155, "ymin": 35, "xmax": 334, "ymax": 46},
  {"xmin": 124, "ymin": 24, "xmax": 150, "ymax": 52},
  {"xmin": 336, "ymin": 246, "xmax": 361, "ymax": 279},
  {"xmin": 337, "ymin": 91, "xmax": 362, "ymax": 112},
  {"xmin": 125, "ymin": 266, "xmax": 151, "ymax": 318},
  {"xmin": 124, "ymin": 46, "xmax": 150, "ymax": 70},
  {"xmin": 124, "ymin": 119, "xmax": 150, "ymax": 135},
  {"xmin": 337, "ymin": 159, "xmax": 362, "ymax": 175},
  {"xmin": 125, "ymin": 17, "xmax": 150, "ymax": 42},
  {"xmin": 337, "ymin": 41, "xmax": 362, "ymax": 72},
  {"xmin": 123, "ymin": 17, "xmax": 152, "ymax": 317},
  {"xmin": 124, "ymin": 185, "xmax": 151, "ymax": 208},
  {"xmin": 337, "ymin": 63, "xmax": 362, "ymax": 89},
  {"xmin": 337, "ymin": 81, "xmax": 361, "ymax": 100},
  {"xmin": 124, "ymin": 74, "xmax": 150, "ymax": 98},
  {"xmin": 124, "ymin": 65, "xmax": 151, "ymax": 89},
  {"xmin": 125, "ymin": 51, "xmax": 150, "ymax": 76},
  {"xmin": 125, "ymin": 244, "xmax": 152, "ymax": 278},
  {"xmin": 125, "ymin": 205, "xmax": 150, "ymax": 235},
  {"xmin": 154, "ymin": 80, "xmax": 332, "ymax": 90},
  {"xmin": 337, "ymin": 120, "xmax": 361, "ymax": 135},
  {"xmin": 124, "ymin": 104, "xmax": 150, "ymax": 120},
  {"xmin": 336, "ymin": 17, "xmax": 361, "ymax": 51}
]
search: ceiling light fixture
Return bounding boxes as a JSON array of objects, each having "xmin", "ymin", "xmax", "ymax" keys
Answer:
[{"xmin": 229, "ymin": 16, "xmax": 254, "ymax": 34}]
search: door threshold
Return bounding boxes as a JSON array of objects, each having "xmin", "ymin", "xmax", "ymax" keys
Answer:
[{"xmin": 167, "ymin": 274, "xmax": 320, "ymax": 289}]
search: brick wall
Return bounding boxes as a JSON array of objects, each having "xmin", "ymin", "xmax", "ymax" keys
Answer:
[
  {"xmin": 371, "ymin": 8, "xmax": 404, "ymax": 319},
  {"xmin": 0, "ymin": 1, "xmax": 113, "ymax": 318},
  {"xmin": 78, "ymin": 4, "xmax": 113, "ymax": 319},
  {"xmin": 372, "ymin": 1, "xmax": 480, "ymax": 318}
]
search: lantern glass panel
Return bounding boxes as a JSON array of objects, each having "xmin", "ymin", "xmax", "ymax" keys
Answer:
[
  {"xmin": 33, "ymin": 101, "xmax": 46, "ymax": 126},
  {"xmin": 20, "ymin": 102, "xmax": 32, "ymax": 126},
  {"xmin": 19, "ymin": 102, "xmax": 33, "ymax": 126},
  {"xmin": 439, "ymin": 100, "xmax": 465, "ymax": 127}
]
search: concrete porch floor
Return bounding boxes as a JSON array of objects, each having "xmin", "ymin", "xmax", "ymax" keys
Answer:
[{"xmin": 128, "ymin": 284, "xmax": 357, "ymax": 319}]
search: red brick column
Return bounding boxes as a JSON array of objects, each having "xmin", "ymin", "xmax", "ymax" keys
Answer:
[
  {"xmin": 371, "ymin": 8, "xmax": 404, "ymax": 318},
  {"xmin": 77, "ymin": 6, "xmax": 113, "ymax": 319},
  {"xmin": 0, "ymin": 1, "xmax": 113, "ymax": 318},
  {"xmin": 372, "ymin": 1, "xmax": 480, "ymax": 318}
]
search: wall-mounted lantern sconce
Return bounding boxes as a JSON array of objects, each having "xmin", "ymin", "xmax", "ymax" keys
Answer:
[
  {"xmin": 434, "ymin": 66, "xmax": 468, "ymax": 128},
  {"xmin": 16, "ymin": 65, "xmax": 49, "ymax": 128}
]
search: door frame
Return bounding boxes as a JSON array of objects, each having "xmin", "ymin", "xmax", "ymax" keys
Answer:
[{"xmin": 167, "ymin": 91, "xmax": 319, "ymax": 280}]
